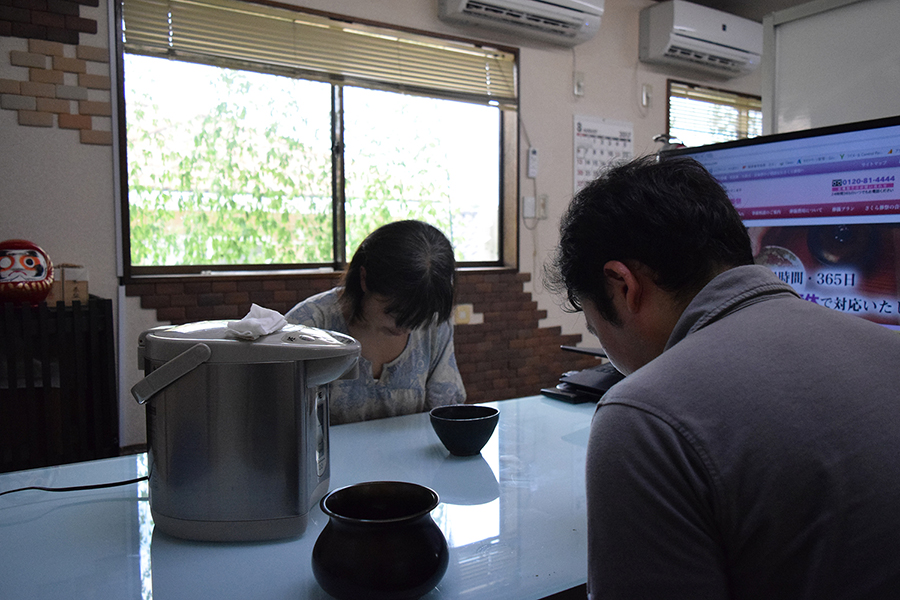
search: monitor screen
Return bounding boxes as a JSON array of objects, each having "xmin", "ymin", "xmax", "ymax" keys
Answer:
[{"xmin": 662, "ymin": 116, "xmax": 900, "ymax": 329}]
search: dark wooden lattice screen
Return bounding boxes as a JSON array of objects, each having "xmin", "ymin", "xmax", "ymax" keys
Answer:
[{"xmin": 1, "ymin": 297, "xmax": 118, "ymax": 473}]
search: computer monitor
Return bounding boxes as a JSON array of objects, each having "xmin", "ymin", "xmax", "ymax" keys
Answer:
[{"xmin": 662, "ymin": 115, "xmax": 900, "ymax": 329}]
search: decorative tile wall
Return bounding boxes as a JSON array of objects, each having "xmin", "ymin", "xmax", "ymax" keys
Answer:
[
  {"xmin": 1, "ymin": 0, "xmax": 112, "ymax": 145},
  {"xmin": 125, "ymin": 269, "xmax": 600, "ymax": 404},
  {"xmin": 0, "ymin": 0, "xmax": 98, "ymax": 43}
]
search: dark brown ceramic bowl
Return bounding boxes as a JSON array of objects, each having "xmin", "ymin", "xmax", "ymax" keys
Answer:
[
  {"xmin": 312, "ymin": 481, "xmax": 448, "ymax": 600},
  {"xmin": 429, "ymin": 404, "xmax": 499, "ymax": 456}
]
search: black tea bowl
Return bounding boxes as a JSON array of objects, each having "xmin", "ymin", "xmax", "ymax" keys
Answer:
[
  {"xmin": 430, "ymin": 404, "xmax": 500, "ymax": 456},
  {"xmin": 311, "ymin": 481, "xmax": 449, "ymax": 600}
]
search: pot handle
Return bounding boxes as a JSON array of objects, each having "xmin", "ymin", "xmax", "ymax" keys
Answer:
[{"xmin": 131, "ymin": 343, "xmax": 212, "ymax": 405}]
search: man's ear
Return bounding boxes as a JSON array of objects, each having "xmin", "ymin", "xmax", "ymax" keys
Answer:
[
  {"xmin": 359, "ymin": 267, "xmax": 369, "ymax": 293},
  {"xmin": 602, "ymin": 260, "xmax": 643, "ymax": 314}
]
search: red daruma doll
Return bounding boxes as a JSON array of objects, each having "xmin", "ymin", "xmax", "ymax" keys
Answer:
[{"xmin": 0, "ymin": 239, "xmax": 54, "ymax": 306}]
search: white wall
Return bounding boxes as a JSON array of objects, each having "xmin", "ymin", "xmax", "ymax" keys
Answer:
[
  {"xmin": 0, "ymin": 0, "xmax": 761, "ymax": 447},
  {"xmin": 763, "ymin": 0, "xmax": 900, "ymax": 133}
]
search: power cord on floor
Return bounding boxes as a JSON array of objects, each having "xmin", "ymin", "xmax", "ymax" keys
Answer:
[{"xmin": 0, "ymin": 476, "xmax": 149, "ymax": 497}]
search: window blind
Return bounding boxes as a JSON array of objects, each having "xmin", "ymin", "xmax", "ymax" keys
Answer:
[
  {"xmin": 668, "ymin": 80, "xmax": 761, "ymax": 146},
  {"xmin": 121, "ymin": 0, "xmax": 518, "ymax": 108}
]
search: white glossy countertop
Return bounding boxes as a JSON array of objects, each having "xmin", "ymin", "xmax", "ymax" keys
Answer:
[{"xmin": 0, "ymin": 395, "xmax": 596, "ymax": 599}]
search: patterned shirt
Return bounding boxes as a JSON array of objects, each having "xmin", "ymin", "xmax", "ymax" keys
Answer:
[{"xmin": 285, "ymin": 288, "xmax": 466, "ymax": 424}]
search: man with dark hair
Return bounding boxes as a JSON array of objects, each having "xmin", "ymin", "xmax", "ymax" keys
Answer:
[{"xmin": 546, "ymin": 155, "xmax": 900, "ymax": 598}]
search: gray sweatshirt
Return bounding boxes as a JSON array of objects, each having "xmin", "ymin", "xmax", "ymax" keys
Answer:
[{"xmin": 587, "ymin": 265, "xmax": 900, "ymax": 599}]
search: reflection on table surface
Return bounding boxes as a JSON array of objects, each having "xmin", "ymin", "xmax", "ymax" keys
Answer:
[{"xmin": 0, "ymin": 395, "xmax": 596, "ymax": 600}]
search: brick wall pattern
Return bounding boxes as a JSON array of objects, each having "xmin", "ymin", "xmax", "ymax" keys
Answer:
[
  {"xmin": 1, "ymin": 0, "xmax": 112, "ymax": 145},
  {"xmin": 125, "ymin": 269, "xmax": 601, "ymax": 404}
]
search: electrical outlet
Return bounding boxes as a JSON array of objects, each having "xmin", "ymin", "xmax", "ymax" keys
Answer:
[{"xmin": 523, "ymin": 196, "xmax": 536, "ymax": 219}]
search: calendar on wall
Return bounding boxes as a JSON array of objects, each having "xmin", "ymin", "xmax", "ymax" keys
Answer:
[{"xmin": 574, "ymin": 115, "xmax": 634, "ymax": 191}]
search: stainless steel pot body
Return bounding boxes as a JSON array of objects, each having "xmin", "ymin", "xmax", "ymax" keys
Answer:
[
  {"xmin": 143, "ymin": 359, "xmax": 329, "ymax": 541},
  {"xmin": 134, "ymin": 322, "xmax": 360, "ymax": 542}
]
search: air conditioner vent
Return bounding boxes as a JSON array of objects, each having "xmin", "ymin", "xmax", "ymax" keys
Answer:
[
  {"xmin": 438, "ymin": 0, "xmax": 604, "ymax": 47},
  {"xmin": 463, "ymin": 1, "xmax": 581, "ymax": 38},
  {"xmin": 665, "ymin": 44, "xmax": 744, "ymax": 73}
]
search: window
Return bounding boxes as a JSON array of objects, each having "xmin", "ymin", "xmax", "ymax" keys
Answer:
[
  {"xmin": 116, "ymin": 0, "xmax": 518, "ymax": 276},
  {"xmin": 667, "ymin": 80, "xmax": 761, "ymax": 147}
]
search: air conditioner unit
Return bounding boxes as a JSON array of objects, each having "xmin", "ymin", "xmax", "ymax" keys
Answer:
[
  {"xmin": 639, "ymin": 0, "xmax": 762, "ymax": 78},
  {"xmin": 438, "ymin": 0, "xmax": 604, "ymax": 47}
]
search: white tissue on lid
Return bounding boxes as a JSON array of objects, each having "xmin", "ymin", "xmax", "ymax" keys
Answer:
[{"xmin": 226, "ymin": 304, "xmax": 288, "ymax": 340}]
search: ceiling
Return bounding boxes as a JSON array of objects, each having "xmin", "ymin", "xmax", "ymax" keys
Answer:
[{"xmin": 673, "ymin": 0, "xmax": 814, "ymax": 22}]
